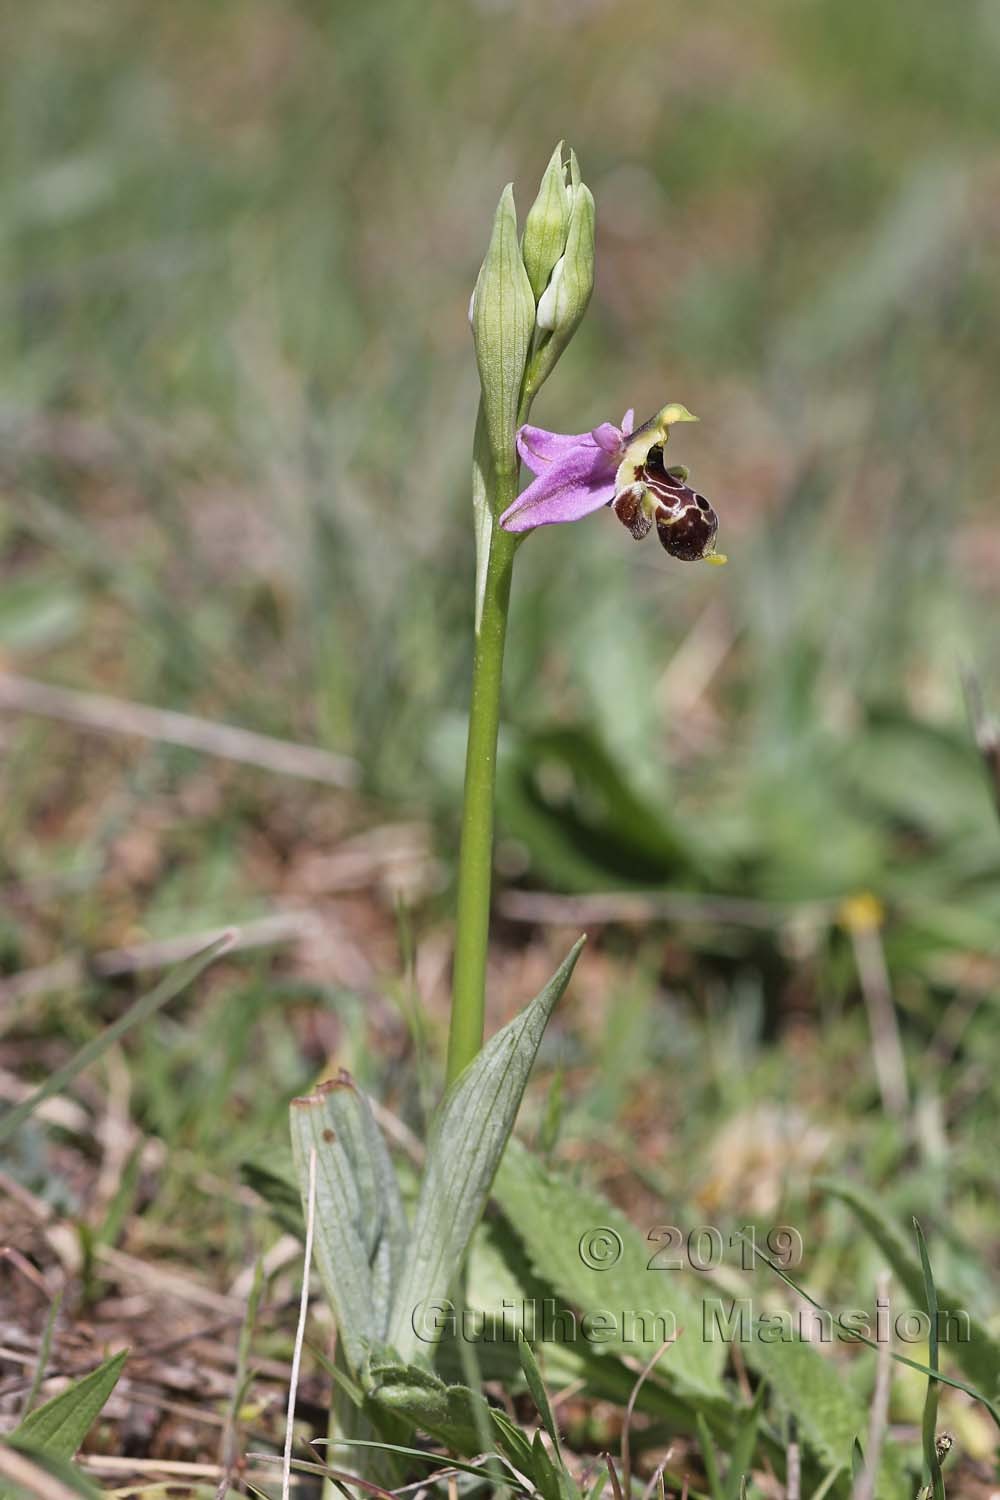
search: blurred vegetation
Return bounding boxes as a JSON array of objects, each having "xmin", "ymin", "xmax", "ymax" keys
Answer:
[{"xmin": 1, "ymin": 0, "xmax": 999, "ymax": 1484}]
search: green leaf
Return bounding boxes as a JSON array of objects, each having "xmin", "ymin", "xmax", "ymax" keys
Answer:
[
  {"xmin": 240, "ymin": 1156, "xmax": 304, "ymax": 1238},
  {"xmin": 0, "ymin": 574, "xmax": 83, "ymax": 652},
  {"xmin": 741, "ymin": 1227, "xmax": 1000, "ymax": 1433},
  {"xmin": 289, "ymin": 1070, "xmax": 408, "ymax": 1376},
  {"xmin": 0, "ymin": 1442, "xmax": 103, "ymax": 1500},
  {"xmin": 724, "ymin": 1380, "xmax": 767, "ymax": 1500},
  {"xmin": 820, "ymin": 1178, "xmax": 1000, "ymax": 1392},
  {"xmin": 497, "ymin": 727, "xmax": 702, "ymax": 892},
  {"xmin": 742, "ymin": 1338, "xmax": 903, "ymax": 1499},
  {"xmin": 518, "ymin": 1331, "xmax": 561, "ymax": 1454},
  {"xmin": 492, "ymin": 1138, "xmax": 726, "ymax": 1401},
  {"xmin": 696, "ymin": 1411, "xmax": 725, "ymax": 1500},
  {"xmin": 531, "ymin": 1428, "xmax": 564, "ymax": 1500},
  {"xmin": 367, "ymin": 1359, "xmax": 534, "ymax": 1478},
  {"xmin": 387, "ymin": 940, "xmax": 584, "ymax": 1363},
  {"xmin": 10, "ymin": 1350, "xmax": 127, "ymax": 1461}
]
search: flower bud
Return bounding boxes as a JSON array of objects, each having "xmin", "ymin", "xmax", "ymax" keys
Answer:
[
  {"xmin": 471, "ymin": 184, "xmax": 536, "ymax": 476},
  {"xmin": 521, "ymin": 142, "xmax": 571, "ymax": 303},
  {"xmin": 523, "ymin": 179, "xmax": 595, "ymax": 398}
]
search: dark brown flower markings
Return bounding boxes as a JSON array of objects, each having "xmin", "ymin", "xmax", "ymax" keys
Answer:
[
  {"xmin": 644, "ymin": 446, "xmax": 718, "ymax": 561},
  {"xmin": 612, "ymin": 485, "xmax": 652, "ymax": 539},
  {"xmin": 612, "ymin": 445, "xmax": 718, "ymax": 560}
]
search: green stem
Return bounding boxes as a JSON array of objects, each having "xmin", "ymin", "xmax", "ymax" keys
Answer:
[
  {"xmin": 446, "ymin": 355, "xmax": 547, "ymax": 1086},
  {"xmin": 446, "ymin": 476, "xmax": 518, "ymax": 1086}
]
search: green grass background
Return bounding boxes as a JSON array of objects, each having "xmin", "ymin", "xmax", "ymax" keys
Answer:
[{"xmin": 2, "ymin": 0, "xmax": 999, "ymax": 1464}]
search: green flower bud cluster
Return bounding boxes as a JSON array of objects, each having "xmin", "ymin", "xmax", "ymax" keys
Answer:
[{"xmin": 470, "ymin": 143, "xmax": 595, "ymax": 478}]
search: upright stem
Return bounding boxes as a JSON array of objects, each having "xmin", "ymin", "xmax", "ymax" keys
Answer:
[
  {"xmin": 446, "ymin": 478, "xmax": 518, "ymax": 1086},
  {"xmin": 446, "ymin": 357, "xmax": 546, "ymax": 1086}
]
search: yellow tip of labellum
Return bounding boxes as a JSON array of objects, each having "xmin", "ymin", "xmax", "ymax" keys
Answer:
[{"xmin": 705, "ymin": 552, "xmax": 728, "ymax": 566}]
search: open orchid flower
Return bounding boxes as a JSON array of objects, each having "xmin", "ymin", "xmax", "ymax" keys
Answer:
[{"xmin": 499, "ymin": 403, "xmax": 725, "ymax": 563}]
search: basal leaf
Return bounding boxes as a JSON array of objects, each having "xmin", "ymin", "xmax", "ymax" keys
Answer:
[
  {"xmin": 368, "ymin": 1358, "xmax": 536, "ymax": 1479},
  {"xmin": 290, "ymin": 1070, "xmax": 408, "ymax": 1375},
  {"xmin": 387, "ymin": 940, "xmax": 584, "ymax": 1363}
]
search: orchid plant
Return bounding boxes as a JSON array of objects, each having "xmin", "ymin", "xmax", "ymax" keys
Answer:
[
  {"xmin": 452, "ymin": 143, "xmax": 723, "ymax": 1083},
  {"xmin": 279, "ymin": 144, "xmax": 975, "ymax": 1500},
  {"xmin": 286, "ymin": 142, "xmax": 727, "ymax": 1494}
]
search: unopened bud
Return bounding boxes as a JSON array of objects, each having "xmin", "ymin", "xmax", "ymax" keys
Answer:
[
  {"xmin": 523, "ymin": 180, "xmax": 595, "ymax": 397},
  {"xmin": 521, "ymin": 142, "xmax": 571, "ymax": 303}
]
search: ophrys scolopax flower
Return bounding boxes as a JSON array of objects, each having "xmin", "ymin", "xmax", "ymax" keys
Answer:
[{"xmin": 499, "ymin": 403, "xmax": 725, "ymax": 562}]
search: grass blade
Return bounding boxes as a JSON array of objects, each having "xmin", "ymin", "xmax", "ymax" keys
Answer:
[
  {"xmin": 820, "ymin": 1178, "xmax": 1000, "ymax": 1391},
  {"xmin": 737, "ymin": 1231, "xmax": 1000, "ymax": 1431},
  {"xmin": 696, "ymin": 1412, "xmax": 725, "ymax": 1500},
  {"xmin": 913, "ymin": 1219, "xmax": 945, "ymax": 1500},
  {"xmin": 518, "ymin": 1332, "xmax": 561, "ymax": 1456},
  {"xmin": 19, "ymin": 1291, "xmax": 63, "ymax": 1421},
  {"xmin": 0, "ymin": 935, "xmax": 232, "ymax": 1148}
]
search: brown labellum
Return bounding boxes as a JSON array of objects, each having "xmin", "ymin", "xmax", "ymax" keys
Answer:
[
  {"xmin": 641, "ymin": 446, "xmax": 719, "ymax": 562},
  {"xmin": 655, "ymin": 504, "xmax": 718, "ymax": 561}
]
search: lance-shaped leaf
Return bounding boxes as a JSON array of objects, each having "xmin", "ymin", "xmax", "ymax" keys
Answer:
[
  {"xmin": 290, "ymin": 1070, "xmax": 408, "ymax": 1375},
  {"xmin": 0, "ymin": 1443, "xmax": 104, "ymax": 1500},
  {"xmin": 10, "ymin": 1350, "xmax": 127, "ymax": 1461},
  {"xmin": 387, "ymin": 939, "xmax": 585, "ymax": 1363}
]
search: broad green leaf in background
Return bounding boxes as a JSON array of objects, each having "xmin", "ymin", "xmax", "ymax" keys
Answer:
[
  {"xmin": 741, "ymin": 1337, "xmax": 904, "ymax": 1498},
  {"xmin": 820, "ymin": 1178, "xmax": 1000, "ymax": 1392},
  {"xmin": 9, "ymin": 1350, "xmax": 127, "ymax": 1461},
  {"xmin": 240, "ymin": 1156, "xmax": 304, "ymax": 1239},
  {"xmin": 446, "ymin": 1215, "xmax": 727, "ymax": 1442},
  {"xmin": 496, "ymin": 728, "xmax": 704, "ymax": 891},
  {"xmin": 387, "ymin": 939, "xmax": 585, "ymax": 1363},
  {"xmin": 290, "ymin": 1070, "xmax": 408, "ymax": 1375},
  {"xmin": 492, "ymin": 1137, "xmax": 726, "ymax": 1401}
]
